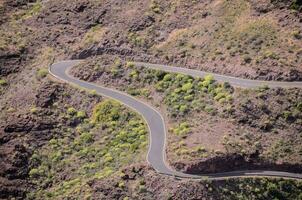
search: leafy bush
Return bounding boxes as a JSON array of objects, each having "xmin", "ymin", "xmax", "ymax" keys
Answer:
[
  {"xmin": 29, "ymin": 168, "xmax": 40, "ymax": 178},
  {"xmin": 292, "ymin": 30, "xmax": 302, "ymax": 40},
  {"xmin": 128, "ymin": 32, "xmax": 145, "ymax": 47},
  {"xmin": 76, "ymin": 111, "xmax": 86, "ymax": 119},
  {"xmin": 172, "ymin": 122, "xmax": 191, "ymax": 138},
  {"xmin": 201, "ymin": 74, "xmax": 214, "ymax": 88},
  {"xmin": 243, "ymin": 55, "xmax": 252, "ymax": 63},
  {"xmin": 0, "ymin": 79, "xmax": 7, "ymax": 86},
  {"xmin": 150, "ymin": 0, "xmax": 161, "ymax": 13},
  {"xmin": 92, "ymin": 100, "xmax": 121, "ymax": 123},
  {"xmin": 36, "ymin": 68, "xmax": 48, "ymax": 79},
  {"xmin": 67, "ymin": 107, "xmax": 77, "ymax": 115},
  {"xmin": 30, "ymin": 107, "xmax": 38, "ymax": 114},
  {"xmin": 138, "ymin": 185, "xmax": 147, "ymax": 193},
  {"xmin": 89, "ymin": 89, "xmax": 98, "ymax": 97},
  {"xmin": 126, "ymin": 61, "xmax": 135, "ymax": 68}
]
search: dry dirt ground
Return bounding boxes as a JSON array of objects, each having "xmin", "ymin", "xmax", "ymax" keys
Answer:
[{"xmin": 0, "ymin": 0, "xmax": 302, "ymax": 199}]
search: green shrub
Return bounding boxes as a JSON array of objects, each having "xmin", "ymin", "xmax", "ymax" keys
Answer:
[
  {"xmin": 204, "ymin": 105, "xmax": 214, "ymax": 114},
  {"xmin": 243, "ymin": 55, "xmax": 252, "ymax": 63},
  {"xmin": 283, "ymin": 111, "xmax": 293, "ymax": 121},
  {"xmin": 92, "ymin": 100, "xmax": 121, "ymax": 123},
  {"xmin": 150, "ymin": 0, "xmax": 161, "ymax": 13},
  {"xmin": 173, "ymin": 122, "xmax": 191, "ymax": 137},
  {"xmin": 138, "ymin": 185, "xmax": 147, "ymax": 193},
  {"xmin": 194, "ymin": 145, "xmax": 206, "ymax": 153},
  {"xmin": 126, "ymin": 61, "xmax": 135, "ymax": 68},
  {"xmin": 79, "ymin": 132, "xmax": 94, "ymax": 144},
  {"xmin": 263, "ymin": 50, "xmax": 279, "ymax": 59},
  {"xmin": 179, "ymin": 105, "xmax": 189, "ymax": 113},
  {"xmin": 257, "ymin": 84, "xmax": 269, "ymax": 92},
  {"xmin": 22, "ymin": 2, "xmax": 42, "ymax": 19},
  {"xmin": 89, "ymin": 89, "xmax": 98, "ymax": 97},
  {"xmin": 184, "ymin": 94, "xmax": 194, "ymax": 101},
  {"xmin": 0, "ymin": 79, "xmax": 7, "ymax": 86},
  {"xmin": 127, "ymin": 88, "xmax": 140, "ymax": 96},
  {"xmin": 129, "ymin": 70, "xmax": 139, "ymax": 79},
  {"xmin": 202, "ymin": 74, "xmax": 214, "ymax": 88},
  {"xmin": 296, "ymin": 102, "xmax": 302, "ymax": 111},
  {"xmin": 76, "ymin": 111, "xmax": 86, "ymax": 119},
  {"xmin": 155, "ymin": 81, "xmax": 166, "ymax": 92},
  {"xmin": 128, "ymin": 32, "xmax": 145, "ymax": 47},
  {"xmin": 30, "ymin": 107, "xmax": 38, "ymax": 114},
  {"xmin": 29, "ymin": 168, "xmax": 40, "ymax": 178},
  {"xmin": 118, "ymin": 182, "xmax": 125, "ymax": 188},
  {"xmin": 110, "ymin": 67, "xmax": 119, "ymax": 77},
  {"xmin": 140, "ymin": 88, "xmax": 151, "ymax": 97},
  {"xmin": 50, "ymin": 151, "xmax": 63, "ymax": 162},
  {"xmin": 163, "ymin": 74, "xmax": 173, "ymax": 82},
  {"xmin": 292, "ymin": 30, "xmax": 302, "ymax": 39},
  {"xmin": 67, "ymin": 107, "xmax": 77, "ymax": 115},
  {"xmin": 36, "ymin": 68, "xmax": 48, "ymax": 79},
  {"xmin": 182, "ymin": 82, "xmax": 193, "ymax": 91}
]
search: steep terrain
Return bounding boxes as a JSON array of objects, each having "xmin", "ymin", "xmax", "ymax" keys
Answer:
[
  {"xmin": 0, "ymin": 0, "xmax": 302, "ymax": 199},
  {"xmin": 71, "ymin": 56, "xmax": 302, "ymax": 175}
]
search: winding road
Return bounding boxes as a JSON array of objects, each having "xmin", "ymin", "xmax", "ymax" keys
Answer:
[{"xmin": 49, "ymin": 60, "xmax": 302, "ymax": 180}]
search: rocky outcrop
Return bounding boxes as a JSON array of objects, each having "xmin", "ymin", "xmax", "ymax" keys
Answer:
[
  {"xmin": 129, "ymin": 15, "xmax": 155, "ymax": 32},
  {"xmin": 0, "ymin": 177, "xmax": 28, "ymax": 200},
  {"xmin": 35, "ymin": 82, "xmax": 61, "ymax": 108},
  {"xmin": 0, "ymin": 53, "xmax": 22, "ymax": 76},
  {"xmin": 174, "ymin": 153, "xmax": 302, "ymax": 174},
  {"xmin": 74, "ymin": 44, "xmax": 135, "ymax": 59}
]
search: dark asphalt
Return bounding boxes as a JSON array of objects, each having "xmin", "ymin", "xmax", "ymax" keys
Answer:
[{"xmin": 49, "ymin": 60, "xmax": 302, "ymax": 180}]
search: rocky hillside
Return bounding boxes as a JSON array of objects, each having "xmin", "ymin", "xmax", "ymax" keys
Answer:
[
  {"xmin": 71, "ymin": 56, "xmax": 302, "ymax": 175},
  {"xmin": 0, "ymin": 0, "xmax": 302, "ymax": 199}
]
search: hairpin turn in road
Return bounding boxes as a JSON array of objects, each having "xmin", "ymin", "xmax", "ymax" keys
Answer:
[{"xmin": 49, "ymin": 60, "xmax": 302, "ymax": 180}]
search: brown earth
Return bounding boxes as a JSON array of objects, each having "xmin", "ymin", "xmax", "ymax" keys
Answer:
[{"xmin": 0, "ymin": 0, "xmax": 302, "ymax": 199}]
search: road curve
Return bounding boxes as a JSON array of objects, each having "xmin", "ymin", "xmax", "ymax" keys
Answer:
[{"xmin": 49, "ymin": 60, "xmax": 302, "ymax": 180}]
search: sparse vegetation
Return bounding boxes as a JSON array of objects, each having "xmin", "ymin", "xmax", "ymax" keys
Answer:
[
  {"xmin": 36, "ymin": 68, "xmax": 48, "ymax": 79},
  {"xmin": 2, "ymin": 0, "xmax": 302, "ymax": 199},
  {"xmin": 28, "ymin": 100, "xmax": 148, "ymax": 199},
  {"xmin": 290, "ymin": 0, "xmax": 302, "ymax": 10},
  {"xmin": 172, "ymin": 122, "xmax": 191, "ymax": 138},
  {"xmin": 0, "ymin": 79, "xmax": 8, "ymax": 86},
  {"xmin": 30, "ymin": 107, "xmax": 38, "ymax": 114},
  {"xmin": 216, "ymin": 178, "xmax": 302, "ymax": 200},
  {"xmin": 292, "ymin": 30, "xmax": 302, "ymax": 40},
  {"xmin": 11, "ymin": 1, "xmax": 42, "ymax": 20},
  {"xmin": 81, "ymin": 25, "xmax": 106, "ymax": 47},
  {"xmin": 150, "ymin": 0, "xmax": 161, "ymax": 13},
  {"xmin": 128, "ymin": 32, "xmax": 146, "ymax": 47}
]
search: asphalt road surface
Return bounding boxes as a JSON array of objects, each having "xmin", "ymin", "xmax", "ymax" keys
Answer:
[{"xmin": 49, "ymin": 60, "xmax": 302, "ymax": 180}]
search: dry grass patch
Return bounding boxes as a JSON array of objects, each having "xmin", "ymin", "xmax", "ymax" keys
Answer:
[{"xmin": 81, "ymin": 25, "xmax": 107, "ymax": 48}]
